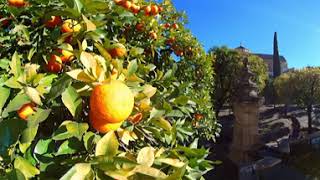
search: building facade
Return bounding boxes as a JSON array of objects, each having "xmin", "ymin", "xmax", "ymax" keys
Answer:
[{"xmin": 235, "ymin": 46, "xmax": 288, "ymax": 77}]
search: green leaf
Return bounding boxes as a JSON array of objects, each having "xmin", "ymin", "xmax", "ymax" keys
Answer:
[
  {"xmin": 127, "ymin": 59, "xmax": 138, "ymax": 77},
  {"xmin": 82, "ymin": 15, "xmax": 96, "ymax": 31},
  {"xmin": 80, "ymin": 52, "xmax": 97, "ymax": 77},
  {"xmin": 151, "ymin": 117, "xmax": 172, "ymax": 132},
  {"xmin": 24, "ymin": 87, "xmax": 42, "ymax": 105},
  {"xmin": 174, "ymin": 95, "xmax": 189, "ymax": 106},
  {"xmin": 73, "ymin": 0, "xmax": 83, "ymax": 14},
  {"xmin": 6, "ymin": 169, "xmax": 26, "ymax": 180},
  {"xmin": 137, "ymin": 147, "xmax": 155, "ymax": 167},
  {"xmin": 163, "ymin": 165, "xmax": 186, "ymax": 180},
  {"xmin": 66, "ymin": 121, "xmax": 89, "ymax": 140},
  {"xmin": 53, "ymin": 121, "xmax": 88, "ymax": 141},
  {"xmin": 27, "ymin": 108, "xmax": 51, "ymax": 127},
  {"xmin": 19, "ymin": 142, "xmax": 31, "ymax": 154},
  {"xmin": 94, "ymin": 43, "xmax": 112, "ymax": 62},
  {"xmin": 62, "ymin": 85, "xmax": 82, "ymax": 117},
  {"xmin": 0, "ymin": 58, "xmax": 10, "ymax": 70},
  {"xmin": 0, "ymin": 87, "xmax": 10, "ymax": 113},
  {"xmin": 56, "ymin": 138, "xmax": 82, "ymax": 155},
  {"xmin": 47, "ymin": 74, "xmax": 72, "ymax": 102},
  {"xmin": 83, "ymin": 131, "xmax": 98, "ymax": 151},
  {"xmin": 155, "ymin": 158, "xmax": 185, "ymax": 168},
  {"xmin": 162, "ymin": 70, "xmax": 173, "ymax": 81},
  {"xmin": 20, "ymin": 125, "xmax": 38, "ymax": 144},
  {"xmin": 166, "ymin": 110, "xmax": 184, "ymax": 117},
  {"xmin": 0, "ymin": 118, "xmax": 26, "ymax": 154},
  {"xmin": 60, "ymin": 163, "xmax": 94, "ymax": 180},
  {"xmin": 130, "ymin": 47, "xmax": 144, "ymax": 57},
  {"xmin": 1, "ymin": 94, "xmax": 30, "ymax": 118},
  {"xmin": 95, "ymin": 131, "xmax": 119, "ymax": 157},
  {"xmin": 9, "ymin": 52, "xmax": 21, "ymax": 77},
  {"xmin": 143, "ymin": 85, "xmax": 157, "ymax": 98},
  {"xmin": 4, "ymin": 77, "xmax": 22, "ymax": 89},
  {"xmin": 133, "ymin": 165, "xmax": 167, "ymax": 179},
  {"xmin": 34, "ymin": 139, "xmax": 54, "ymax": 155},
  {"xmin": 149, "ymin": 108, "xmax": 165, "ymax": 120},
  {"xmin": 14, "ymin": 156, "xmax": 40, "ymax": 179},
  {"xmin": 67, "ymin": 69, "xmax": 96, "ymax": 83},
  {"xmin": 27, "ymin": 48, "xmax": 36, "ymax": 61}
]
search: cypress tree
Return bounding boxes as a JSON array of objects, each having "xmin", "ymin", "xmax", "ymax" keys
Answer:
[{"xmin": 273, "ymin": 32, "xmax": 281, "ymax": 78}]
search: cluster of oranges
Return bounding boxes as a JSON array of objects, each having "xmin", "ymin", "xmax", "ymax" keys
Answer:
[
  {"xmin": 44, "ymin": 17, "xmax": 80, "ymax": 73},
  {"xmin": 114, "ymin": 0, "xmax": 163, "ymax": 16}
]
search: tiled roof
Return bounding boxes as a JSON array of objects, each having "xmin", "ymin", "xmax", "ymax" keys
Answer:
[{"xmin": 253, "ymin": 53, "xmax": 287, "ymax": 62}]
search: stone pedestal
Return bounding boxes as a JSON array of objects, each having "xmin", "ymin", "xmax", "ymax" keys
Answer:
[
  {"xmin": 229, "ymin": 58, "xmax": 262, "ymax": 164},
  {"xmin": 230, "ymin": 101, "xmax": 260, "ymax": 163}
]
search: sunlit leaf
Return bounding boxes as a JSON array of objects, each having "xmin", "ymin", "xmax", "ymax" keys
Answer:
[
  {"xmin": 137, "ymin": 147, "xmax": 154, "ymax": 167},
  {"xmin": 25, "ymin": 87, "xmax": 42, "ymax": 105},
  {"xmin": 9, "ymin": 52, "xmax": 21, "ymax": 77},
  {"xmin": 47, "ymin": 74, "xmax": 72, "ymax": 102},
  {"xmin": 14, "ymin": 156, "xmax": 40, "ymax": 178},
  {"xmin": 27, "ymin": 108, "xmax": 51, "ymax": 127},
  {"xmin": 62, "ymin": 85, "xmax": 82, "ymax": 117},
  {"xmin": 0, "ymin": 87, "xmax": 10, "ymax": 113},
  {"xmin": 60, "ymin": 163, "xmax": 94, "ymax": 180},
  {"xmin": 82, "ymin": 15, "xmax": 96, "ymax": 31},
  {"xmin": 127, "ymin": 60, "xmax": 138, "ymax": 77},
  {"xmin": 95, "ymin": 131, "xmax": 119, "ymax": 157}
]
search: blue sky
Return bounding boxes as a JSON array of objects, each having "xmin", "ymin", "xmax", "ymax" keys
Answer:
[{"xmin": 172, "ymin": 0, "xmax": 320, "ymax": 68}]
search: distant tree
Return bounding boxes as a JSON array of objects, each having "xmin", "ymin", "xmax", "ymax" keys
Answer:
[
  {"xmin": 273, "ymin": 32, "xmax": 281, "ymax": 78},
  {"xmin": 273, "ymin": 71, "xmax": 295, "ymax": 116},
  {"xmin": 209, "ymin": 47, "xmax": 268, "ymax": 115},
  {"xmin": 274, "ymin": 67, "xmax": 320, "ymax": 134}
]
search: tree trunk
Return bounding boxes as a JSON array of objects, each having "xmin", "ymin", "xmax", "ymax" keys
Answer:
[{"xmin": 307, "ymin": 105, "xmax": 313, "ymax": 134}]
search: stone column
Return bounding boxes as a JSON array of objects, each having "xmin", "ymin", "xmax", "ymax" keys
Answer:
[{"xmin": 229, "ymin": 58, "xmax": 262, "ymax": 164}]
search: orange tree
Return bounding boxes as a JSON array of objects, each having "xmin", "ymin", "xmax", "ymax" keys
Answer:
[{"xmin": 0, "ymin": 0, "xmax": 218, "ymax": 179}]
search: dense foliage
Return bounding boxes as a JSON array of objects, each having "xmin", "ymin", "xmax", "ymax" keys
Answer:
[
  {"xmin": 208, "ymin": 46, "xmax": 268, "ymax": 115},
  {"xmin": 274, "ymin": 67, "xmax": 320, "ymax": 133},
  {"xmin": 0, "ymin": 0, "xmax": 219, "ymax": 179}
]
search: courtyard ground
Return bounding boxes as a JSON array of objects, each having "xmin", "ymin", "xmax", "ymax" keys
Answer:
[{"xmin": 205, "ymin": 104, "xmax": 320, "ymax": 180}]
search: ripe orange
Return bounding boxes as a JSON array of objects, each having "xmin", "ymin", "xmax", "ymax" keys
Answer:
[
  {"xmin": 89, "ymin": 80, "xmax": 134, "ymax": 128},
  {"xmin": 8, "ymin": 0, "xmax": 25, "ymax": 7},
  {"xmin": 144, "ymin": 5, "xmax": 152, "ymax": 16},
  {"xmin": 45, "ymin": 16, "xmax": 62, "ymax": 28},
  {"xmin": 46, "ymin": 55, "xmax": 62, "ymax": 73},
  {"xmin": 58, "ymin": 44, "xmax": 74, "ymax": 62},
  {"xmin": 149, "ymin": 31, "xmax": 157, "ymax": 40},
  {"xmin": 61, "ymin": 19, "xmax": 81, "ymax": 33},
  {"xmin": 174, "ymin": 49, "xmax": 183, "ymax": 57},
  {"xmin": 135, "ymin": 23, "xmax": 144, "ymax": 32},
  {"xmin": 158, "ymin": 6, "xmax": 163, "ymax": 13},
  {"xmin": 17, "ymin": 103, "xmax": 35, "ymax": 120},
  {"xmin": 163, "ymin": 23, "xmax": 170, "ymax": 29},
  {"xmin": 194, "ymin": 113, "xmax": 203, "ymax": 121},
  {"xmin": 172, "ymin": 23, "xmax": 179, "ymax": 29},
  {"xmin": 130, "ymin": 4, "xmax": 141, "ymax": 14},
  {"xmin": 108, "ymin": 43, "xmax": 127, "ymax": 58},
  {"xmin": 150, "ymin": 5, "xmax": 159, "ymax": 16},
  {"xmin": 165, "ymin": 37, "xmax": 175, "ymax": 45},
  {"xmin": 128, "ymin": 112, "xmax": 143, "ymax": 124},
  {"xmin": 91, "ymin": 121, "xmax": 123, "ymax": 133},
  {"xmin": 121, "ymin": 0, "xmax": 132, "ymax": 10}
]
